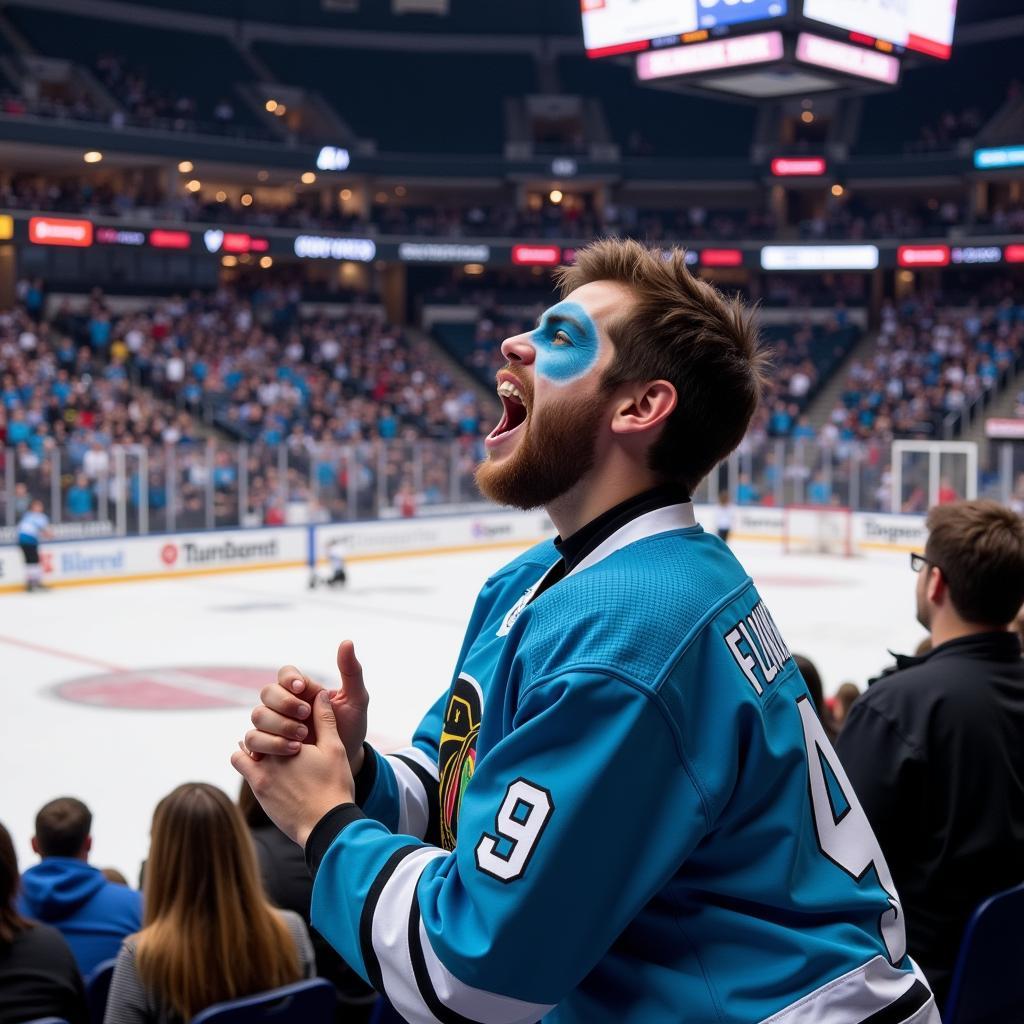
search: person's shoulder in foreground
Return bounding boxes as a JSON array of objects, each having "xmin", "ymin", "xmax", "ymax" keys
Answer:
[
  {"xmin": 0, "ymin": 921, "xmax": 89, "ymax": 1024},
  {"xmin": 837, "ymin": 499, "xmax": 1024, "ymax": 1010}
]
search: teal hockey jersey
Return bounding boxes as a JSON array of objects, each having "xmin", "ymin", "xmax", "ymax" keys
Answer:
[{"xmin": 307, "ymin": 502, "xmax": 940, "ymax": 1023}]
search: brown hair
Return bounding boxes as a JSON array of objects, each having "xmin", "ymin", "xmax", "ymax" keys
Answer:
[
  {"xmin": 925, "ymin": 500, "xmax": 1024, "ymax": 626},
  {"xmin": 35, "ymin": 797, "xmax": 91, "ymax": 858},
  {"xmin": 0, "ymin": 821, "xmax": 29, "ymax": 946},
  {"xmin": 555, "ymin": 238, "xmax": 768, "ymax": 492},
  {"xmin": 135, "ymin": 783, "xmax": 300, "ymax": 1019}
]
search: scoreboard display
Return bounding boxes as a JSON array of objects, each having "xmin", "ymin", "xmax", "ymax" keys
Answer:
[
  {"xmin": 581, "ymin": 0, "xmax": 787, "ymax": 58},
  {"xmin": 802, "ymin": 0, "xmax": 957, "ymax": 59}
]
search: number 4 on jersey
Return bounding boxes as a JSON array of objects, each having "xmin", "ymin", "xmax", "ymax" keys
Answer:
[{"xmin": 797, "ymin": 696, "xmax": 906, "ymax": 964}]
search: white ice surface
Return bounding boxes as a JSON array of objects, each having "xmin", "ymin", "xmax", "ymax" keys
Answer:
[{"xmin": 0, "ymin": 538, "xmax": 926, "ymax": 881}]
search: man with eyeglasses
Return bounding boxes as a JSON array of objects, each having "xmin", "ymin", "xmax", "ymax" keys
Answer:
[{"xmin": 837, "ymin": 499, "xmax": 1024, "ymax": 1012}]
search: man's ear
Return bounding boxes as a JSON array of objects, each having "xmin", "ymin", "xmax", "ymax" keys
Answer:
[
  {"xmin": 610, "ymin": 380, "xmax": 677, "ymax": 437},
  {"xmin": 927, "ymin": 566, "xmax": 946, "ymax": 605},
  {"xmin": 30, "ymin": 837, "xmax": 39, "ymax": 856}
]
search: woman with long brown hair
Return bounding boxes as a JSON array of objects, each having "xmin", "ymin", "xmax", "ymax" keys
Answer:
[{"xmin": 104, "ymin": 783, "xmax": 314, "ymax": 1023}]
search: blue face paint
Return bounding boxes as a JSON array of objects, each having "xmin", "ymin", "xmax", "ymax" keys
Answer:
[{"xmin": 529, "ymin": 300, "xmax": 601, "ymax": 384}]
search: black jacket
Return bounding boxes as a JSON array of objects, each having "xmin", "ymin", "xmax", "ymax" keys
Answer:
[
  {"xmin": 249, "ymin": 824, "xmax": 375, "ymax": 1011},
  {"xmin": 0, "ymin": 920, "xmax": 87, "ymax": 1024},
  {"xmin": 836, "ymin": 631, "xmax": 1024, "ymax": 1008}
]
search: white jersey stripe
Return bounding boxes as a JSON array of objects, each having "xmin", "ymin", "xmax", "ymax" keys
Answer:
[
  {"xmin": 417, "ymin": 917, "xmax": 555, "ymax": 1024},
  {"xmin": 370, "ymin": 846, "xmax": 448, "ymax": 1024},
  {"xmin": 566, "ymin": 502, "xmax": 698, "ymax": 579},
  {"xmin": 398, "ymin": 744, "xmax": 440, "ymax": 781},
  {"xmin": 387, "ymin": 754, "xmax": 433, "ymax": 838},
  {"xmin": 757, "ymin": 956, "xmax": 939, "ymax": 1024}
]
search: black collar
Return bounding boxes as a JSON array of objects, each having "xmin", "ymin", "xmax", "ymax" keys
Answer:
[
  {"xmin": 877, "ymin": 630, "xmax": 1022, "ymax": 682},
  {"xmin": 553, "ymin": 482, "xmax": 691, "ymax": 576}
]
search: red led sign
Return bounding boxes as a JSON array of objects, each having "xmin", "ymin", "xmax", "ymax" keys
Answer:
[
  {"xmin": 897, "ymin": 245, "xmax": 950, "ymax": 268},
  {"xmin": 222, "ymin": 232, "xmax": 269, "ymax": 254},
  {"xmin": 511, "ymin": 244, "xmax": 561, "ymax": 266},
  {"xmin": 700, "ymin": 249, "xmax": 744, "ymax": 267},
  {"xmin": 29, "ymin": 217, "xmax": 93, "ymax": 247},
  {"xmin": 770, "ymin": 157, "xmax": 827, "ymax": 177},
  {"xmin": 149, "ymin": 230, "xmax": 192, "ymax": 250}
]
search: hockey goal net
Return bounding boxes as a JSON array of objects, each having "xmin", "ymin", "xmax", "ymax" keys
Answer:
[{"xmin": 782, "ymin": 505, "xmax": 856, "ymax": 557}]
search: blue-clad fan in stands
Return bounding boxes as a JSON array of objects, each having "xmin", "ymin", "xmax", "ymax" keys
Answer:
[{"xmin": 17, "ymin": 797, "xmax": 142, "ymax": 976}]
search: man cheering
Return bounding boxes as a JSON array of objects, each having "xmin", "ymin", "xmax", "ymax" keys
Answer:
[{"xmin": 234, "ymin": 240, "xmax": 938, "ymax": 1024}]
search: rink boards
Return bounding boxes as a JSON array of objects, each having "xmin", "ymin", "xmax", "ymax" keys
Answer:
[{"xmin": 0, "ymin": 505, "xmax": 926, "ymax": 592}]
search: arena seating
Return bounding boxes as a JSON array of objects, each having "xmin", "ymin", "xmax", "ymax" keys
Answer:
[
  {"xmin": 0, "ymin": 287, "xmax": 487, "ymax": 527},
  {"xmin": 856, "ymin": 37, "xmax": 1022, "ymax": 154},
  {"xmin": 5, "ymin": 6, "xmax": 267, "ymax": 137},
  {"xmin": 826, "ymin": 293, "xmax": 1024, "ymax": 442},
  {"xmin": 253, "ymin": 42, "xmax": 535, "ymax": 154}
]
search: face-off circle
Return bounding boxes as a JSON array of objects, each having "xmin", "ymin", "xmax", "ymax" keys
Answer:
[{"xmin": 53, "ymin": 666, "xmax": 284, "ymax": 710}]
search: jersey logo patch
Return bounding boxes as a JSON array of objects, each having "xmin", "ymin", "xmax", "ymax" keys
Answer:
[
  {"xmin": 496, "ymin": 582, "xmax": 539, "ymax": 637},
  {"xmin": 438, "ymin": 673, "xmax": 483, "ymax": 851}
]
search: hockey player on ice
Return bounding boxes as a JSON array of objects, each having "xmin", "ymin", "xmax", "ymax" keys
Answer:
[{"xmin": 309, "ymin": 538, "xmax": 348, "ymax": 589}]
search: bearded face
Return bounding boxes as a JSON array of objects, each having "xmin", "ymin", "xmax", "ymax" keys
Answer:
[
  {"xmin": 474, "ymin": 288, "xmax": 620, "ymax": 511},
  {"xmin": 475, "ymin": 368, "xmax": 607, "ymax": 510}
]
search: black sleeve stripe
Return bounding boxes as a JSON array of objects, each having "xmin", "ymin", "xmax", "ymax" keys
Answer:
[
  {"xmin": 358, "ymin": 845, "xmax": 422, "ymax": 996},
  {"xmin": 394, "ymin": 753, "xmax": 442, "ymax": 847},
  {"xmin": 304, "ymin": 803, "xmax": 366, "ymax": 876},
  {"xmin": 407, "ymin": 893, "xmax": 486, "ymax": 1024},
  {"xmin": 354, "ymin": 742, "xmax": 379, "ymax": 806},
  {"xmin": 858, "ymin": 980, "xmax": 933, "ymax": 1024}
]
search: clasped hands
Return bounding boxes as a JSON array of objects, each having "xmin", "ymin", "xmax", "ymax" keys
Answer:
[{"xmin": 231, "ymin": 640, "xmax": 369, "ymax": 848}]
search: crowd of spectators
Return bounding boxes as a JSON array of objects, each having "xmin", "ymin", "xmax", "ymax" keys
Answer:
[
  {"xmin": 0, "ymin": 282, "xmax": 489, "ymax": 530},
  {"xmin": 0, "ymin": 787, "xmax": 375, "ymax": 1023},
  {"xmin": 799, "ymin": 197, "xmax": 965, "ymax": 240},
  {"xmin": 907, "ymin": 106, "xmax": 986, "ymax": 154},
  {"xmin": 5, "ymin": 272, "xmax": 1024, "ymax": 529},
  {"xmin": 825, "ymin": 293, "xmax": 1024, "ymax": 445},
  {"xmin": 0, "ymin": 54, "xmax": 259, "ymax": 140},
  {"xmin": 92, "ymin": 53, "xmax": 242, "ymax": 136}
]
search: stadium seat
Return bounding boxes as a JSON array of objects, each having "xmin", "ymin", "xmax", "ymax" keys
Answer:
[
  {"xmin": 188, "ymin": 978, "xmax": 336, "ymax": 1023},
  {"xmin": 85, "ymin": 957, "xmax": 117, "ymax": 1024},
  {"xmin": 944, "ymin": 881, "xmax": 1024, "ymax": 1024},
  {"xmin": 369, "ymin": 999, "xmax": 405, "ymax": 1024}
]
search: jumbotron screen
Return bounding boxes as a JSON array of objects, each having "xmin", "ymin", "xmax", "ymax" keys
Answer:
[
  {"xmin": 582, "ymin": 0, "xmax": 787, "ymax": 59},
  {"xmin": 802, "ymin": 0, "xmax": 958, "ymax": 59}
]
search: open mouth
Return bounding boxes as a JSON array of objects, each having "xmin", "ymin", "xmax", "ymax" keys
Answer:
[{"xmin": 486, "ymin": 378, "xmax": 529, "ymax": 448}]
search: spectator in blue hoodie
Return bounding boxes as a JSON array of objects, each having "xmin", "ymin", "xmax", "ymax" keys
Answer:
[{"xmin": 17, "ymin": 797, "xmax": 142, "ymax": 977}]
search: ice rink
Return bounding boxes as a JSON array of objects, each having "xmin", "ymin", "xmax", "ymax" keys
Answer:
[{"xmin": 1, "ymin": 536, "xmax": 926, "ymax": 881}]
